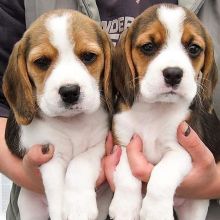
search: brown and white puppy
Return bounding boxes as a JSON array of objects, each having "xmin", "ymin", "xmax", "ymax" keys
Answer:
[
  {"xmin": 110, "ymin": 4, "xmax": 220, "ymax": 220},
  {"xmin": 3, "ymin": 10, "xmax": 112, "ymax": 220}
]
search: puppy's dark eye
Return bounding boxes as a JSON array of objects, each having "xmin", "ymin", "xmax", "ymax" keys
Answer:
[
  {"xmin": 81, "ymin": 52, "xmax": 97, "ymax": 64},
  {"xmin": 140, "ymin": 42, "xmax": 157, "ymax": 55},
  {"xmin": 34, "ymin": 56, "xmax": 51, "ymax": 70},
  {"xmin": 187, "ymin": 44, "xmax": 202, "ymax": 58}
]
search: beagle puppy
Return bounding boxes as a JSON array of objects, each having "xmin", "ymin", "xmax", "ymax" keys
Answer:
[
  {"xmin": 110, "ymin": 4, "xmax": 220, "ymax": 220},
  {"xmin": 3, "ymin": 10, "xmax": 112, "ymax": 220}
]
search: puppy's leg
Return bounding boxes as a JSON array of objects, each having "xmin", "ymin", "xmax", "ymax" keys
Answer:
[
  {"xmin": 109, "ymin": 147, "xmax": 142, "ymax": 220},
  {"xmin": 109, "ymin": 115, "xmax": 142, "ymax": 220},
  {"xmin": 63, "ymin": 142, "xmax": 105, "ymax": 220},
  {"xmin": 175, "ymin": 199, "xmax": 209, "ymax": 220},
  {"xmin": 18, "ymin": 188, "xmax": 48, "ymax": 220},
  {"xmin": 40, "ymin": 150, "xmax": 71, "ymax": 220},
  {"xmin": 140, "ymin": 147, "xmax": 192, "ymax": 220}
]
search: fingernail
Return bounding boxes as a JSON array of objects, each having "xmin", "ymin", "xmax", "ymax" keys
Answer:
[
  {"xmin": 111, "ymin": 145, "xmax": 118, "ymax": 154},
  {"xmin": 42, "ymin": 144, "xmax": 50, "ymax": 154},
  {"xmin": 182, "ymin": 122, "xmax": 191, "ymax": 136},
  {"xmin": 105, "ymin": 133, "xmax": 109, "ymax": 143},
  {"xmin": 185, "ymin": 126, "xmax": 191, "ymax": 136},
  {"xmin": 130, "ymin": 134, "xmax": 137, "ymax": 141},
  {"xmin": 105, "ymin": 132, "xmax": 111, "ymax": 143}
]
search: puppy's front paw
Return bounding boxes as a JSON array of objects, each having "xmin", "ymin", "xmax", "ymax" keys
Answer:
[
  {"xmin": 109, "ymin": 190, "xmax": 142, "ymax": 220},
  {"xmin": 63, "ymin": 189, "xmax": 98, "ymax": 220},
  {"xmin": 140, "ymin": 196, "xmax": 174, "ymax": 220}
]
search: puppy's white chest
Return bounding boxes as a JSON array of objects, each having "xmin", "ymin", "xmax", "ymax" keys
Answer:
[
  {"xmin": 114, "ymin": 102, "xmax": 189, "ymax": 164},
  {"xmin": 20, "ymin": 108, "xmax": 108, "ymax": 157}
]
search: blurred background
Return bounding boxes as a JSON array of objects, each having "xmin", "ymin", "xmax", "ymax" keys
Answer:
[{"xmin": 0, "ymin": 174, "xmax": 12, "ymax": 219}]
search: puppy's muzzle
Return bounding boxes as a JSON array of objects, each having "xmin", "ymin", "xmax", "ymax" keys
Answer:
[
  {"xmin": 163, "ymin": 67, "xmax": 183, "ymax": 87},
  {"xmin": 59, "ymin": 84, "xmax": 80, "ymax": 105}
]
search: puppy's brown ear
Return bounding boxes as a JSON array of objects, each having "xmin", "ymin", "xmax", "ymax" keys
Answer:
[
  {"xmin": 101, "ymin": 32, "xmax": 113, "ymax": 114},
  {"xmin": 3, "ymin": 39, "xmax": 36, "ymax": 125},
  {"xmin": 112, "ymin": 29, "xmax": 137, "ymax": 110},
  {"xmin": 200, "ymin": 31, "xmax": 218, "ymax": 111}
]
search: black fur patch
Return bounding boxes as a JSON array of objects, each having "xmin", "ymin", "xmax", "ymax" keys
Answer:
[
  {"xmin": 5, "ymin": 111, "xmax": 25, "ymax": 158},
  {"xmin": 189, "ymin": 98, "xmax": 220, "ymax": 162}
]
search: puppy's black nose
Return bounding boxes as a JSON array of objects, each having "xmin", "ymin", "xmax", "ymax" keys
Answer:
[
  {"xmin": 163, "ymin": 67, "xmax": 183, "ymax": 87},
  {"xmin": 59, "ymin": 84, "xmax": 80, "ymax": 104}
]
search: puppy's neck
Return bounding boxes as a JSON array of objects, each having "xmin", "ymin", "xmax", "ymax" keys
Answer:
[{"xmin": 132, "ymin": 98, "xmax": 190, "ymax": 115}]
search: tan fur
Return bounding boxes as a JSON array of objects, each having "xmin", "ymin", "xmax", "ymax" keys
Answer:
[
  {"xmin": 183, "ymin": 9, "xmax": 218, "ymax": 108},
  {"xmin": 113, "ymin": 4, "xmax": 217, "ymax": 113},
  {"xmin": 3, "ymin": 10, "xmax": 113, "ymax": 125},
  {"xmin": 182, "ymin": 23, "xmax": 205, "ymax": 74},
  {"xmin": 131, "ymin": 20, "xmax": 166, "ymax": 78}
]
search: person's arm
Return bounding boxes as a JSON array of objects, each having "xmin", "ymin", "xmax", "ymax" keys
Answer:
[
  {"xmin": 175, "ymin": 122, "xmax": 220, "ymax": 199},
  {"xmin": 0, "ymin": 117, "xmax": 54, "ymax": 194}
]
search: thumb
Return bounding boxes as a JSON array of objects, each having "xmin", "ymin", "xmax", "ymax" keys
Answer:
[
  {"xmin": 127, "ymin": 134, "xmax": 154, "ymax": 182},
  {"xmin": 104, "ymin": 145, "xmax": 122, "ymax": 191},
  {"xmin": 22, "ymin": 144, "xmax": 54, "ymax": 194},
  {"xmin": 177, "ymin": 122, "xmax": 213, "ymax": 163},
  {"xmin": 23, "ymin": 144, "xmax": 54, "ymax": 169}
]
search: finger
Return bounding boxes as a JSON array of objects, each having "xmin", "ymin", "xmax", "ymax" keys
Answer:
[
  {"xmin": 96, "ymin": 158, "xmax": 106, "ymax": 187},
  {"xmin": 105, "ymin": 132, "xmax": 113, "ymax": 156},
  {"xmin": 177, "ymin": 122, "xmax": 214, "ymax": 164},
  {"xmin": 23, "ymin": 144, "xmax": 54, "ymax": 179},
  {"xmin": 104, "ymin": 145, "xmax": 122, "ymax": 191},
  {"xmin": 22, "ymin": 144, "xmax": 53, "ymax": 194},
  {"xmin": 127, "ymin": 134, "xmax": 154, "ymax": 182},
  {"xmin": 127, "ymin": 134, "xmax": 143, "ymax": 154},
  {"xmin": 24, "ymin": 144, "xmax": 54, "ymax": 167}
]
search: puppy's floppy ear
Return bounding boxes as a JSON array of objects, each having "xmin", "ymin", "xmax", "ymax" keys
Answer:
[
  {"xmin": 200, "ymin": 30, "xmax": 218, "ymax": 110},
  {"xmin": 100, "ymin": 31, "xmax": 114, "ymax": 114},
  {"xmin": 112, "ymin": 29, "xmax": 137, "ymax": 109},
  {"xmin": 3, "ymin": 38, "xmax": 36, "ymax": 125}
]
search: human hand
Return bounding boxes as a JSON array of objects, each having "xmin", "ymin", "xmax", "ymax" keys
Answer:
[
  {"xmin": 0, "ymin": 118, "xmax": 54, "ymax": 194},
  {"xmin": 124, "ymin": 122, "xmax": 220, "ymax": 199},
  {"xmin": 25, "ymin": 138, "xmax": 118, "ymax": 193},
  {"xmin": 175, "ymin": 122, "xmax": 220, "ymax": 199},
  {"xmin": 100, "ymin": 132, "xmax": 122, "ymax": 191},
  {"xmin": 22, "ymin": 144, "xmax": 54, "ymax": 194},
  {"xmin": 103, "ymin": 133, "xmax": 152, "ymax": 191}
]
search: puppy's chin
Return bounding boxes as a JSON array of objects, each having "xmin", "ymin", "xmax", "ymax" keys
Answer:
[
  {"xmin": 139, "ymin": 94, "xmax": 180, "ymax": 104},
  {"xmin": 139, "ymin": 90, "xmax": 196, "ymax": 105},
  {"xmin": 139, "ymin": 80, "xmax": 197, "ymax": 105}
]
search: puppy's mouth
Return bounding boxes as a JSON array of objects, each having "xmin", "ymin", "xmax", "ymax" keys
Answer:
[
  {"xmin": 163, "ymin": 91, "xmax": 177, "ymax": 95},
  {"xmin": 157, "ymin": 88, "xmax": 184, "ymax": 103},
  {"xmin": 161, "ymin": 86, "xmax": 179, "ymax": 96},
  {"xmin": 62, "ymin": 100, "xmax": 82, "ymax": 110},
  {"xmin": 61, "ymin": 101, "xmax": 85, "ymax": 113}
]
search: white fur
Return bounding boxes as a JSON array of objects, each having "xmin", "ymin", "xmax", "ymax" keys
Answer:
[
  {"xmin": 110, "ymin": 6, "xmax": 209, "ymax": 220},
  {"xmin": 18, "ymin": 14, "xmax": 108, "ymax": 220},
  {"xmin": 39, "ymin": 14, "xmax": 100, "ymax": 117},
  {"xmin": 140, "ymin": 6, "xmax": 197, "ymax": 105}
]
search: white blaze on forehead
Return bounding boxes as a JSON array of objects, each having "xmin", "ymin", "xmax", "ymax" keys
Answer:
[
  {"xmin": 139, "ymin": 5, "xmax": 197, "ymax": 104},
  {"xmin": 46, "ymin": 14, "xmax": 74, "ymax": 56},
  {"xmin": 157, "ymin": 6, "xmax": 186, "ymax": 44},
  {"xmin": 39, "ymin": 13, "xmax": 101, "ymax": 117}
]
